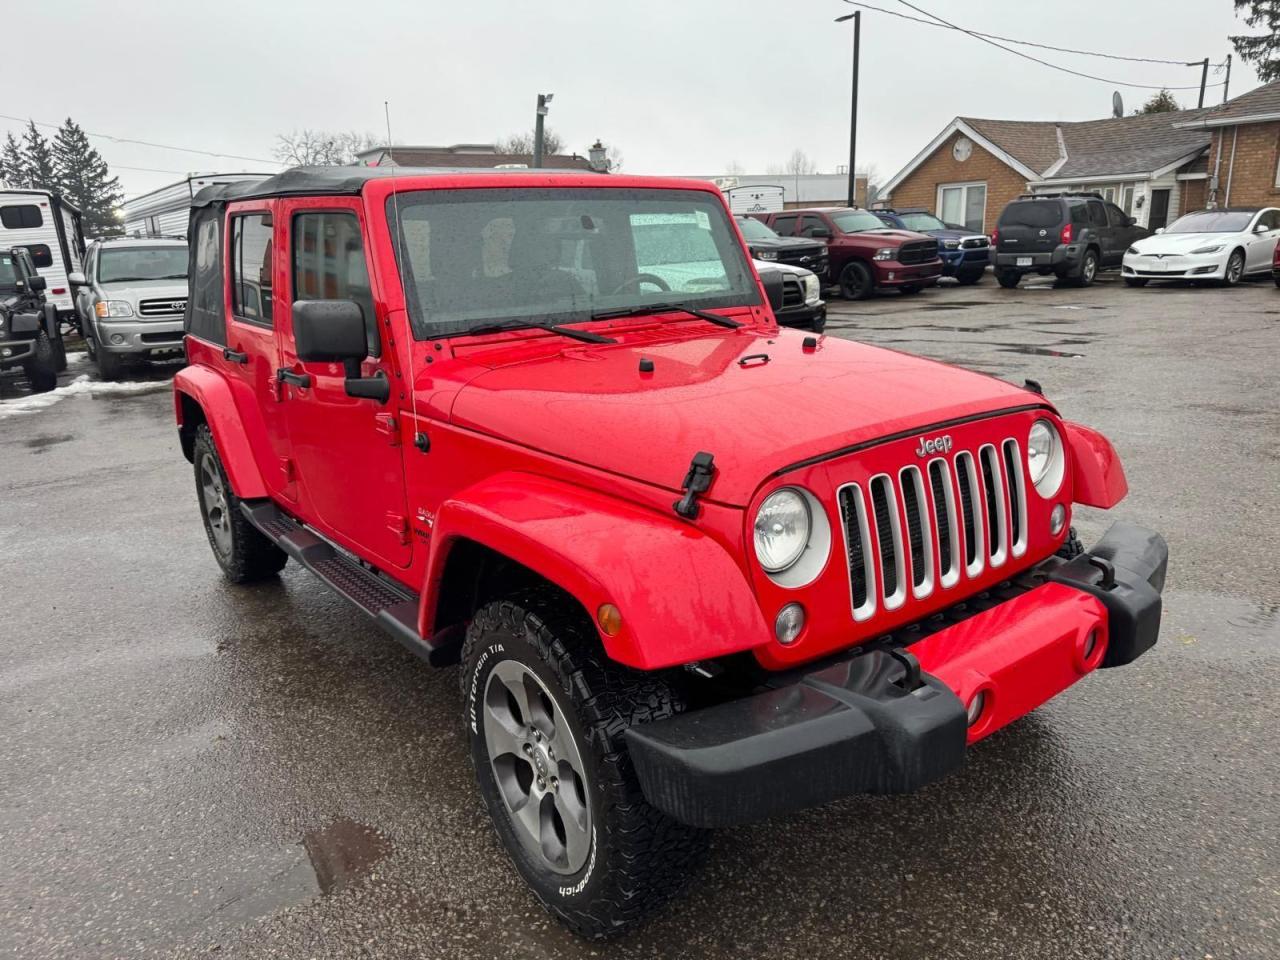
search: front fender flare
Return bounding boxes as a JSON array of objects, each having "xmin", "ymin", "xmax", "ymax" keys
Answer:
[
  {"xmin": 173, "ymin": 365, "xmax": 267, "ymax": 499},
  {"xmin": 422, "ymin": 472, "xmax": 770, "ymax": 670},
  {"xmin": 1063, "ymin": 420, "xmax": 1127, "ymax": 509}
]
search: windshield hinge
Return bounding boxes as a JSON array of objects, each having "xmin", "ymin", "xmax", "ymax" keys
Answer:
[{"xmin": 673, "ymin": 451, "xmax": 716, "ymax": 520}]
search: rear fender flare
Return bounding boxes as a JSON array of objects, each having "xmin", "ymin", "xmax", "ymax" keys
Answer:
[
  {"xmin": 173, "ymin": 366, "xmax": 267, "ymax": 499},
  {"xmin": 1063, "ymin": 420, "xmax": 1127, "ymax": 508},
  {"xmin": 421, "ymin": 472, "xmax": 770, "ymax": 670}
]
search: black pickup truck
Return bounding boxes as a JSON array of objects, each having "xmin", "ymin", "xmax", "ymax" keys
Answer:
[{"xmin": 735, "ymin": 215, "xmax": 829, "ymax": 280}]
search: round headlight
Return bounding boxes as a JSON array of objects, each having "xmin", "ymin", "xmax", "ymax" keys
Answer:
[
  {"xmin": 754, "ymin": 488, "xmax": 811, "ymax": 573},
  {"xmin": 1027, "ymin": 419, "xmax": 1065, "ymax": 497}
]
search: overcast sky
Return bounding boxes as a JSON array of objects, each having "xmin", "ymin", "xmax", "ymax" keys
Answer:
[{"xmin": 9, "ymin": 0, "xmax": 1265, "ymax": 199}]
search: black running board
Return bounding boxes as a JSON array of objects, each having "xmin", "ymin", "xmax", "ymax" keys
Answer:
[{"xmin": 240, "ymin": 500, "xmax": 454, "ymax": 665}]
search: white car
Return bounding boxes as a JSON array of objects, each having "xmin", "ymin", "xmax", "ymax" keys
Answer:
[{"xmin": 1122, "ymin": 207, "xmax": 1280, "ymax": 287}]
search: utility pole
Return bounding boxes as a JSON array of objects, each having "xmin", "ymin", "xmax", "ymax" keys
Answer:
[
  {"xmin": 835, "ymin": 11, "xmax": 861, "ymax": 208},
  {"xmin": 1223, "ymin": 54, "xmax": 1232, "ymax": 103},
  {"xmin": 1197, "ymin": 57, "xmax": 1209, "ymax": 108},
  {"xmin": 533, "ymin": 93, "xmax": 553, "ymax": 168}
]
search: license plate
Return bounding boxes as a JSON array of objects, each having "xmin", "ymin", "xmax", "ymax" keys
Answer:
[
  {"xmin": 1016, "ymin": 256, "xmax": 1033, "ymax": 267},
  {"xmin": 1152, "ymin": 260, "xmax": 1166, "ymax": 272}
]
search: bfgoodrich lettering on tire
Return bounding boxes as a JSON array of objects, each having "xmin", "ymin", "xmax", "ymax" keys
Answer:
[{"xmin": 460, "ymin": 587, "xmax": 709, "ymax": 939}]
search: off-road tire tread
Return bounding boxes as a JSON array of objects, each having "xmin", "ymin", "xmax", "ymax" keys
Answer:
[
  {"xmin": 193, "ymin": 424, "xmax": 287, "ymax": 583},
  {"xmin": 25, "ymin": 329, "xmax": 58, "ymax": 393},
  {"xmin": 460, "ymin": 586, "xmax": 709, "ymax": 939}
]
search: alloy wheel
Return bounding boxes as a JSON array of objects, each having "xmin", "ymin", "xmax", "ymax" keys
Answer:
[
  {"xmin": 1227, "ymin": 252, "xmax": 1244, "ymax": 284},
  {"xmin": 199, "ymin": 456, "xmax": 232, "ymax": 557},
  {"xmin": 483, "ymin": 660, "xmax": 592, "ymax": 875}
]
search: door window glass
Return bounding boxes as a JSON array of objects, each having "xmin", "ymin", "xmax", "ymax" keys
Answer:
[
  {"xmin": 230, "ymin": 214, "xmax": 273, "ymax": 324},
  {"xmin": 799, "ymin": 215, "xmax": 828, "ymax": 238},
  {"xmin": 1257, "ymin": 209, "xmax": 1280, "ymax": 231},
  {"xmin": 293, "ymin": 211, "xmax": 378, "ymax": 355},
  {"xmin": 771, "ymin": 215, "xmax": 798, "ymax": 236},
  {"xmin": 1087, "ymin": 202, "xmax": 1108, "ymax": 227},
  {"xmin": 1106, "ymin": 204, "xmax": 1127, "ymax": 227}
]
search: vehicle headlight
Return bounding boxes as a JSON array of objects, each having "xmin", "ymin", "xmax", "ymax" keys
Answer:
[
  {"xmin": 801, "ymin": 273, "xmax": 820, "ymax": 303},
  {"xmin": 943, "ymin": 239, "xmax": 960, "ymax": 250},
  {"xmin": 1026, "ymin": 419, "xmax": 1065, "ymax": 497},
  {"xmin": 1126, "ymin": 246, "xmax": 1140, "ymax": 255},
  {"xmin": 757, "ymin": 250, "xmax": 778, "ymax": 260},
  {"xmin": 95, "ymin": 300, "xmax": 134, "ymax": 318},
  {"xmin": 873, "ymin": 247, "xmax": 894, "ymax": 261},
  {"xmin": 1191, "ymin": 244, "xmax": 1224, "ymax": 255},
  {"xmin": 753, "ymin": 488, "xmax": 811, "ymax": 572}
]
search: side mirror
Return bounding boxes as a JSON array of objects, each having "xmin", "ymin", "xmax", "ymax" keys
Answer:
[
  {"xmin": 1126, "ymin": 217, "xmax": 1138, "ymax": 227},
  {"xmin": 27, "ymin": 275, "xmax": 47, "ymax": 292},
  {"xmin": 808, "ymin": 226, "xmax": 831, "ymax": 239},
  {"xmin": 758, "ymin": 268, "xmax": 786, "ymax": 312},
  {"xmin": 293, "ymin": 299, "xmax": 368, "ymax": 363},
  {"xmin": 68, "ymin": 271, "xmax": 87, "ymax": 286},
  {"xmin": 1255, "ymin": 222, "xmax": 1270, "ymax": 234}
]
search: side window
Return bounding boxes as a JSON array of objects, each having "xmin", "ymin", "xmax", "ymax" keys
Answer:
[
  {"xmin": 1087, "ymin": 202, "xmax": 1107, "ymax": 228},
  {"xmin": 1106, "ymin": 204, "xmax": 1127, "ymax": 228},
  {"xmin": 799, "ymin": 215, "xmax": 829, "ymax": 238},
  {"xmin": 1070, "ymin": 203, "xmax": 1089, "ymax": 225},
  {"xmin": 771, "ymin": 215, "xmax": 798, "ymax": 237},
  {"xmin": 292, "ymin": 211, "xmax": 378, "ymax": 355},
  {"xmin": 24, "ymin": 243, "xmax": 53, "ymax": 268},
  {"xmin": 1, "ymin": 204, "xmax": 43, "ymax": 229},
  {"xmin": 230, "ymin": 214, "xmax": 274, "ymax": 324},
  {"xmin": 1257, "ymin": 209, "xmax": 1280, "ymax": 231}
]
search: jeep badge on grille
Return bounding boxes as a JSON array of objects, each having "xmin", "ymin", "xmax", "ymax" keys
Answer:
[{"xmin": 915, "ymin": 434, "xmax": 953, "ymax": 457}]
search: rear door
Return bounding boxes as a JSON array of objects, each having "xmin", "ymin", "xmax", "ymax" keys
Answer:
[
  {"xmin": 1103, "ymin": 203, "xmax": 1132, "ymax": 265},
  {"xmin": 274, "ymin": 197, "xmax": 411, "ymax": 569},
  {"xmin": 771, "ymin": 213, "xmax": 799, "ymax": 237},
  {"xmin": 997, "ymin": 200, "xmax": 1061, "ymax": 257},
  {"xmin": 1246, "ymin": 209, "xmax": 1280, "ymax": 272}
]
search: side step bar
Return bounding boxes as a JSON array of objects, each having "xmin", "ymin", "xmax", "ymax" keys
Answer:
[{"xmin": 240, "ymin": 500, "xmax": 457, "ymax": 665}]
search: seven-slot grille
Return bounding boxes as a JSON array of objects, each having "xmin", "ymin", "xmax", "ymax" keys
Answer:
[
  {"xmin": 896, "ymin": 240, "xmax": 939, "ymax": 265},
  {"xmin": 837, "ymin": 439, "xmax": 1028, "ymax": 621},
  {"xmin": 138, "ymin": 297, "xmax": 187, "ymax": 317}
]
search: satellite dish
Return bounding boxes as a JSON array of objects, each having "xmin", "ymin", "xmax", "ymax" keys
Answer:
[{"xmin": 1112, "ymin": 91, "xmax": 1124, "ymax": 118}]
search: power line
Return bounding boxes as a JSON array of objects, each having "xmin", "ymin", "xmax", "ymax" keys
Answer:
[
  {"xmin": 842, "ymin": 1, "xmax": 1225, "ymax": 90},
  {"xmin": 0, "ymin": 112, "xmax": 279, "ymax": 165}
]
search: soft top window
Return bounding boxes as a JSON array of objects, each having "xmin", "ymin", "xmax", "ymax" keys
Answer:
[
  {"xmin": 1, "ymin": 204, "xmax": 43, "ymax": 229},
  {"xmin": 998, "ymin": 201, "xmax": 1062, "ymax": 228},
  {"xmin": 388, "ymin": 187, "xmax": 759, "ymax": 339}
]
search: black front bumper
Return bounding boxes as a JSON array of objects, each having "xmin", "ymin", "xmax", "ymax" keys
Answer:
[{"xmin": 625, "ymin": 522, "xmax": 1168, "ymax": 828}]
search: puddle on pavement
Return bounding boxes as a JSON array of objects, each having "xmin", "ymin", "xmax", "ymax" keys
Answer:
[
  {"xmin": 1163, "ymin": 590, "xmax": 1280, "ymax": 658},
  {"xmin": 997, "ymin": 345, "xmax": 1084, "ymax": 358},
  {"xmin": 21, "ymin": 433, "xmax": 75, "ymax": 452},
  {"xmin": 302, "ymin": 817, "xmax": 392, "ymax": 896}
]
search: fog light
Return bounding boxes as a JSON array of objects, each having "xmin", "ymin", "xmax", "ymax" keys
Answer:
[
  {"xmin": 1050, "ymin": 504, "xmax": 1067, "ymax": 535},
  {"xmin": 774, "ymin": 603, "xmax": 805, "ymax": 645},
  {"xmin": 110, "ymin": 334, "xmax": 125, "ymax": 345},
  {"xmin": 966, "ymin": 690, "xmax": 987, "ymax": 726}
]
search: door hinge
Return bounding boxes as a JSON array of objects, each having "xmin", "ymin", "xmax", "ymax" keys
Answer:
[
  {"xmin": 374, "ymin": 413, "xmax": 399, "ymax": 446},
  {"xmin": 387, "ymin": 512, "xmax": 410, "ymax": 545}
]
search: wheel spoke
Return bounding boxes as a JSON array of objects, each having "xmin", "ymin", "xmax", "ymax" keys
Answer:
[
  {"xmin": 555, "ymin": 789, "xmax": 591, "ymax": 867},
  {"xmin": 513, "ymin": 788, "xmax": 544, "ymax": 839}
]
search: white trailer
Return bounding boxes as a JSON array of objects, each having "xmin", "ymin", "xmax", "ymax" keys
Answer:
[
  {"xmin": 0, "ymin": 189, "xmax": 86, "ymax": 320},
  {"xmin": 122, "ymin": 172, "xmax": 273, "ymax": 238},
  {"xmin": 722, "ymin": 183, "xmax": 785, "ymax": 215}
]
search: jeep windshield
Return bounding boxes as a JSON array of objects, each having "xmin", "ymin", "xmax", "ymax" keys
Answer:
[
  {"xmin": 98, "ymin": 247, "xmax": 189, "ymax": 284},
  {"xmin": 0, "ymin": 251, "xmax": 18, "ymax": 292},
  {"xmin": 388, "ymin": 188, "xmax": 759, "ymax": 339},
  {"xmin": 1163, "ymin": 210, "xmax": 1254, "ymax": 233}
]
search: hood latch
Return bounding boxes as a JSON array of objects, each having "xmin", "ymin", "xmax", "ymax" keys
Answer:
[{"xmin": 673, "ymin": 451, "xmax": 716, "ymax": 520}]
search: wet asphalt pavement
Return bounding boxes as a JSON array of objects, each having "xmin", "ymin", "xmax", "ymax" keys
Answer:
[{"xmin": 2, "ymin": 274, "xmax": 1278, "ymax": 959}]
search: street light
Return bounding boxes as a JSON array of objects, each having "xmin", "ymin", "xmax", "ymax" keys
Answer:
[
  {"xmin": 534, "ymin": 93, "xmax": 554, "ymax": 168},
  {"xmin": 835, "ymin": 11, "xmax": 860, "ymax": 208}
]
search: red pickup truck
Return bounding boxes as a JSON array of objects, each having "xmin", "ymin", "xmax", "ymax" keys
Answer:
[
  {"xmin": 174, "ymin": 168, "xmax": 1166, "ymax": 939},
  {"xmin": 752, "ymin": 207, "xmax": 943, "ymax": 300}
]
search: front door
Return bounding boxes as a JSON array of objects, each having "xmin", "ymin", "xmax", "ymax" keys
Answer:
[
  {"xmin": 1148, "ymin": 189, "xmax": 1170, "ymax": 231},
  {"xmin": 1245, "ymin": 209, "xmax": 1280, "ymax": 272},
  {"xmin": 274, "ymin": 198, "xmax": 411, "ymax": 569}
]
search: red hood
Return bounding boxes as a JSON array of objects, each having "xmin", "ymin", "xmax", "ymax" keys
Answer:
[
  {"xmin": 837, "ymin": 227, "xmax": 928, "ymax": 246},
  {"xmin": 449, "ymin": 327, "xmax": 1041, "ymax": 506}
]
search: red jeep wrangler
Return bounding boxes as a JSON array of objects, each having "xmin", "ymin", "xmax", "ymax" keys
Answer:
[
  {"xmin": 752, "ymin": 206, "xmax": 944, "ymax": 300},
  {"xmin": 174, "ymin": 168, "xmax": 1167, "ymax": 939}
]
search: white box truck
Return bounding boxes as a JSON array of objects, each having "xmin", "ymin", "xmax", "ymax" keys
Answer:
[{"xmin": 0, "ymin": 189, "xmax": 86, "ymax": 323}]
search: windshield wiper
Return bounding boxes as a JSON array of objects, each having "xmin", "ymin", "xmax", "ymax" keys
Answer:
[
  {"xmin": 592, "ymin": 302, "xmax": 742, "ymax": 328},
  {"xmin": 467, "ymin": 318, "xmax": 616, "ymax": 344}
]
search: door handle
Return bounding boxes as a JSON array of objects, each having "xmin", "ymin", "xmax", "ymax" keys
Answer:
[
  {"xmin": 278, "ymin": 368, "xmax": 312, "ymax": 388},
  {"xmin": 223, "ymin": 347, "xmax": 248, "ymax": 364}
]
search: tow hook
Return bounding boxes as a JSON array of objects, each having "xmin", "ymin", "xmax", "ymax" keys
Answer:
[
  {"xmin": 887, "ymin": 648, "xmax": 924, "ymax": 692},
  {"xmin": 673, "ymin": 451, "xmax": 716, "ymax": 520}
]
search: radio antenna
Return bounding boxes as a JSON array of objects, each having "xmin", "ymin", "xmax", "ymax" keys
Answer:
[{"xmin": 384, "ymin": 100, "xmax": 428, "ymax": 453}]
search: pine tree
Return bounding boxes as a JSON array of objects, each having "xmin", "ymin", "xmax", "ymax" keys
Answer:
[
  {"xmin": 22, "ymin": 121, "xmax": 58, "ymax": 192},
  {"xmin": 0, "ymin": 131, "xmax": 27, "ymax": 187},
  {"xmin": 1232, "ymin": 0, "xmax": 1280, "ymax": 82},
  {"xmin": 52, "ymin": 118, "xmax": 124, "ymax": 237}
]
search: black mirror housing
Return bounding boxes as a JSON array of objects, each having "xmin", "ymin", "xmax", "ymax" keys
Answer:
[
  {"xmin": 758, "ymin": 268, "xmax": 786, "ymax": 312},
  {"xmin": 27, "ymin": 275, "xmax": 47, "ymax": 293},
  {"xmin": 293, "ymin": 299, "xmax": 367, "ymax": 363},
  {"xmin": 809, "ymin": 227, "xmax": 831, "ymax": 239}
]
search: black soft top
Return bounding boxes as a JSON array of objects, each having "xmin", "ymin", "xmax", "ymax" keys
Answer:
[{"xmin": 190, "ymin": 165, "xmax": 548, "ymax": 208}]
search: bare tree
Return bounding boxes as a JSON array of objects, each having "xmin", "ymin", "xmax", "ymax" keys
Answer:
[
  {"xmin": 785, "ymin": 149, "xmax": 818, "ymax": 176},
  {"xmin": 274, "ymin": 130, "xmax": 379, "ymax": 166},
  {"xmin": 724, "ymin": 160, "xmax": 745, "ymax": 176},
  {"xmin": 602, "ymin": 143, "xmax": 624, "ymax": 172},
  {"xmin": 496, "ymin": 128, "xmax": 565, "ymax": 157},
  {"xmin": 764, "ymin": 162, "xmax": 785, "ymax": 176}
]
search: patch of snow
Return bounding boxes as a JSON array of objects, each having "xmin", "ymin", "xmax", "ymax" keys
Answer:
[{"xmin": 0, "ymin": 374, "xmax": 170, "ymax": 421}]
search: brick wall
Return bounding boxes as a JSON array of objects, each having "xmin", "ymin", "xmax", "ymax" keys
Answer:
[
  {"xmin": 1181, "ymin": 177, "xmax": 1207, "ymax": 211},
  {"xmin": 887, "ymin": 130, "xmax": 1031, "ymax": 232},
  {"xmin": 1210, "ymin": 122, "xmax": 1280, "ymax": 207}
]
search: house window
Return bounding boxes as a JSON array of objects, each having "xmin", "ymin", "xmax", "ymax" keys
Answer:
[
  {"xmin": 1121, "ymin": 185, "xmax": 1135, "ymax": 216},
  {"xmin": 937, "ymin": 182, "xmax": 986, "ymax": 232}
]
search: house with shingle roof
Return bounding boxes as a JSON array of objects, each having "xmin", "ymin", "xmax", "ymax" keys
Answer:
[{"xmin": 1171, "ymin": 79, "xmax": 1280, "ymax": 209}]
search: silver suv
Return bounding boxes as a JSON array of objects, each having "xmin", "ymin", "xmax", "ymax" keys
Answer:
[{"xmin": 70, "ymin": 237, "xmax": 188, "ymax": 380}]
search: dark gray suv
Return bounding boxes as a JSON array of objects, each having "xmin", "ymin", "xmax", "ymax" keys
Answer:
[{"xmin": 991, "ymin": 193, "xmax": 1149, "ymax": 288}]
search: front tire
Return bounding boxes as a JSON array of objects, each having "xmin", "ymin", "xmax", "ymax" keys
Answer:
[
  {"xmin": 956, "ymin": 270, "xmax": 984, "ymax": 285},
  {"xmin": 1124, "ymin": 277, "xmax": 1148, "ymax": 288},
  {"xmin": 1222, "ymin": 249, "xmax": 1245, "ymax": 286},
  {"xmin": 461, "ymin": 589, "xmax": 709, "ymax": 939},
  {"xmin": 997, "ymin": 270, "xmax": 1021, "ymax": 289},
  {"xmin": 95, "ymin": 346, "xmax": 129, "ymax": 382},
  {"xmin": 839, "ymin": 261, "xmax": 874, "ymax": 300},
  {"xmin": 24, "ymin": 330, "xmax": 58, "ymax": 393},
  {"xmin": 192, "ymin": 424, "xmax": 287, "ymax": 583}
]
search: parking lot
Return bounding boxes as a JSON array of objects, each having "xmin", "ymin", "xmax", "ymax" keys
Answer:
[{"xmin": 2, "ymin": 274, "xmax": 1278, "ymax": 960}]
